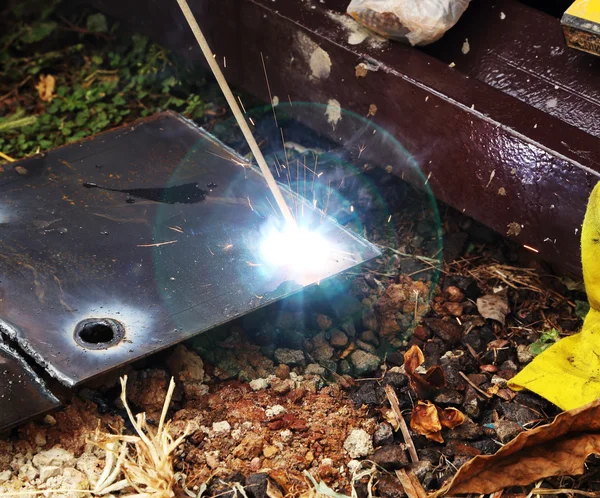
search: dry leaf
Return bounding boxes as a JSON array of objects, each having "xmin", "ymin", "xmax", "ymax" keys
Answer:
[
  {"xmin": 411, "ymin": 401, "xmax": 443, "ymax": 443},
  {"xmin": 439, "ymin": 407, "xmax": 465, "ymax": 429},
  {"xmin": 404, "ymin": 345, "xmax": 446, "ymax": 398},
  {"xmin": 396, "ymin": 469, "xmax": 427, "ymax": 498},
  {"xmin": 382, "ymin": 407, "xmax": 401, "ymax": 432},
  {"xmin": 477, "ymin": 295, "xmax": 509, "ymax": 325},
  {"xmin": 35, "ymin": 74, "xmax": 56, "ymax": 102},
  {"xmin": 431, "ymin": 398, "xmax": 600, "ymax": 497}
]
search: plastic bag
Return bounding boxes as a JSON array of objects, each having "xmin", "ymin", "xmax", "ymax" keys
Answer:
[{"xmin": 347, "ymin": 0, "xmax": 471, "ymax": 46}]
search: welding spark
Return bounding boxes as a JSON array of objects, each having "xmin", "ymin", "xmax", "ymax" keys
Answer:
[
  {"xmin": 137, "ymin": 240, "xmax": 177, "ymax": 248},
  {"xmin": 387, "ymin": 215, "xmax": 392, "ymax": 223},
  {"xmin": 223, "ymin": 244, "xmax": 233, "ymax": 251},
  {"xmin": 358, "ymin": 144, "xmax": 367, "ymax": 158},
  {"xmin": 246, "ymin": 261, "xmax": 262, "ymax": 267},
  {"xmin": 207, "ymin": 150, "xmax": 248, "ymax": 168},
  {"xmin": 207, "ymin": 245, "xmax": 214, "ymax": 256},
  {"xmin": 168, "ymin": 225, "xmax": 184, "ymax": 234},
  {"xmin": 523, "ymin": 244, "xmax": 539, "ymax": 253},
  {"xmin": 247, "ymin": 196, "xmax": 254, "ymax": 211},
  {"xmin": 261, "ymin": 224, "xmax": 332, "ymax": 273}
]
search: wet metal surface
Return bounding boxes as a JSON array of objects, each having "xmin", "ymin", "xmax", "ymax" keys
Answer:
[
  {"xmin": 91, "ymin": 0, "xmax": 600, "ymax": 275},
  {"xmin": 0, "ymin": 339, "xmax": 60, "ymax": 431},
  {"xmin": 0, "ymin": 112, "xmax": 380, "ymax": 387}
]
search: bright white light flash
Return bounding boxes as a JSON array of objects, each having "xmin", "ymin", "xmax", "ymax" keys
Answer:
[{"xmin": 260, "ymin": 224, "xmax": 332, "ymax": 273}]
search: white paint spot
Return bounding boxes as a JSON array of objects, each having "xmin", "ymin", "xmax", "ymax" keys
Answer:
[
  {"xmin": 462, "ymin": 38, "xmax": 470, "ymax": 55},
  {"xmin": 325, "ymin": 11, "xmax": 387, "ymax": 49},
  {"xmin": 546, "ymin": 98, "xmax": 558, "ymax": 108},
  {"xmin": 296, "ymin": 32, "xmax": 331, "ymax": 80},
  {"xmin": 500, "ymin": 11, "xmax": 506, "ymax": 20},
  {"xmin": 325, "ymin": 99, "xmax": 342, "ymax": 129},
  {"xmin": 272, "ymin": 96, "xmax": 279, "ymax": 106}
]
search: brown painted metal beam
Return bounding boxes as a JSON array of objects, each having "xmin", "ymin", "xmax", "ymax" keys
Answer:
[{"xmin": 91, "ymin": 0, "xmax": 600, "ymax": 276}]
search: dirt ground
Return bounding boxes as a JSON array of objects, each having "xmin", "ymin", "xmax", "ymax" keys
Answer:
[{"xmin": 0, "ymin": 174, "xmax": 594, "ymax": 498}]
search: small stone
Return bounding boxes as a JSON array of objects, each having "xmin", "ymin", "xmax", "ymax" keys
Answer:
[
  {"xmin": 206, "ymin": 451, "xmax": 220, "ymax": 469},
  {"xmin": 316, "ymin": 314, "xmax": 333, "ymax": 330},
  {"xmin": 446, "ymin": 416, "xmax": 484, "ymax": 440},
  {"xmin": 249, "ymin": 459, "xmax": 262, "ymax": 473},
  {"xmin": 432, "ymin": 388, "xmax": 464, "ymax": 406},
  {"xmin": 356, "ymin": 340, "xmax": 377, "ymax": 354},
  {"xmin": 491, "ymin": 375, "xmax": 508, "ymax": 387},
  {"xmin": 305, "ymin": 363, "xmax": 326, "ymax": 376},
  {"xmin": 377, "ymin": 474, "xmax": 407, "ymax": 498},
  {"xmin": 305, "ymin": 450, "xmax": 315, "ymax": 463},
  {"xmin": 350, "ymin": 350, "xmax": 381, "ymax": 375},
  {"xmin": 56, "ymin": 468, "xmax": 89, "ymax": 496},
  {"xmin": 246, "ymin": 473, "xmax": 269, "ymax": 498},
  {"xmin": 359, "ymin": 330, "xmax": 379, "ymax": 345},
  {"xmin": 265, "ymin": 405, "xmax": 286, "ymax": 417},
  {"xmin": 347, "ymin": 460, "xmax": 362, "ymax": 474},
  {"xmin": 270, "ymin": 378, "xmax": 293, "ymax": 395},
  {"xmin": 351, "ymin": 382, "xmax": 385, "ymax": 406},
  {"xmin": 501, "ymin": 359, "xmax": 518, "ymax": 371},
  {"xmin": 43, "ymin": 414, "xmax": 57, "ymax": 426},
  {"xmin": 338, "ymin": 359, "xmax": 352, "ymax": 375},
  {"xmin": 373, "ymin": 423, "xmax": 394, "ymax": 447},
  {"xmin": 263, "ymin": 445, "xmax": 279, "ymax": 458},
  {"xmin": 233, "ymin": 433, "xmax": 264, "ymax": 459},
  {"xmin": 0, "ymin": 470, "xmax": 11, "ymax": 483},
  {"xmin": 19, "ymin": 462, "xmax": 38, "ymax": 481},
  {"xmin": 493, "ymin": 420, "xmax": 523, "ymax": 443},
  {"xmin": 275, "ymin": 364, "xmax": 291, "ymax": 380},
  {"xmin": 212, "ymin": 421, "xmax": 231, "ymax": 435},
  {"xmin": 344, "ymin": 429, "xmax": 374, "ymax": 458},
  {"xmin": 517, "ymin": 344, "xmax": 534, "ymax": 364},
  {"xmin": 424, "ymin": 318, "xmax": 462, "ymax": 346},
  {"xmin": 280, "ymin": 429, "xmax": 293, "ymax": 442},
  {"xmin": 341, "ymin": 320, "xmax": 356, "ymax": 337},
  {"xmin": 444, "ymin": 302, "xmax": 464, "ymax": 316},
  {"xmin": 445, "ymin": 286, "xmax": 465, "ymax": 303},
  {"xmin": 371, "ymin": 445, "xmax": 409, "ymax": 470},
  {"xmin": 250, "ymin": 378, "xmax": 269, "ymax": 391},
  {"xmin": 274, "ymin": 348, "xmax": 305, "ymax": 366},
  {"xmin": 33, "ymin": 448, "xmax": 76, "ymax": 469},
  {"xmin": 384, "ymin": 372, "xmax": 408, "ymax": 389},
  {"xmin": 362, "ymin": 306, "xmax": 378, "ymax": 331},
  {"xmin": 166, "ymin": 344, "xmax": 204, "ymax": 383},
  {"xmin": 330, "ymin": 329, "xmax": 349, "ymax": 348},
  {"xmin": 312, "ymin": 334, "xmax": 335, "ymax": 362},
  {"xmin": 409, "ymin": 460, "xmax": 433, "ymax": 481}
]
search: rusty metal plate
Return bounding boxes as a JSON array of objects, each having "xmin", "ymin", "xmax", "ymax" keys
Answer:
[
  {"xmin": 0, "ymin": 112, "xmax": 380, "ymax": 387},
  {"xmin": 0, "ymin": 340, "xmax": 60, "ymax": 431}
]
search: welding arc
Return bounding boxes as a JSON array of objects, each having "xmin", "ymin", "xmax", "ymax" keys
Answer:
[{"xmin": 175, "ymin": 0, "xmax": 296, "ymax": 226}]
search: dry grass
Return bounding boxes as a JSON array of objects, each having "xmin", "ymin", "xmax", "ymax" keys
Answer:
[
  {"xmin": 3, "ymin": 375, "xmax": 189, "ymax": 497},
  {"xmin": 91, "ymin": 375, "xmax": 190, "ymax": 497}
]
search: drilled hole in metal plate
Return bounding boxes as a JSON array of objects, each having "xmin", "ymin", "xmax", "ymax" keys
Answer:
[{"xmin": 74, "ymin": 318, "xmax": 125, "ymax": 350}]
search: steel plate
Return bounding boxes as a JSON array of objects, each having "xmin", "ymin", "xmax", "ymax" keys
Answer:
[
  {"xmin": 0, "ymin": 340, "xmax": 60, "ymax": 431},
  {"xmin": 0, "ymin": 112, "xmax": 380, "ymax": 386}
]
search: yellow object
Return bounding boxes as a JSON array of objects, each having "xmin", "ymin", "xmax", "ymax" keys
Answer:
[
  {"xmin": 508, "ymin": 182, "xmax": 600, "ymax": 411},
  {"xmin": 565, "ymin": 0, "xmax": 600, "ymax": 25}
]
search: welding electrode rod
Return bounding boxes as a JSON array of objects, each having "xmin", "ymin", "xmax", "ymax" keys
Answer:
[{"xmin": 176, "ymin": 0, "xmax": 296, "ymax": 226}]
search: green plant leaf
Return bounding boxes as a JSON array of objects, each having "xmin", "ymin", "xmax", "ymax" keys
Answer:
[
  {"xmin": 529, "ymin": 328, "xmax": 561, "ymax": 356},
  {"xmin": 86, "ymin": 13, "xmax": 108, "ymax": 33},
  {"xmin": 575, "ymin": 300, "xmax": 590, "ymax": 320},
  {"xmin": 20, "ymin": 21, "xmax": 57, "ymax": 43}
]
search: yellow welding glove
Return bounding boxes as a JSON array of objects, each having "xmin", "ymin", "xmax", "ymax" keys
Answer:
[{"xmin": 508, "ymin": 182, "xmax": 600, "ymax": 411}]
